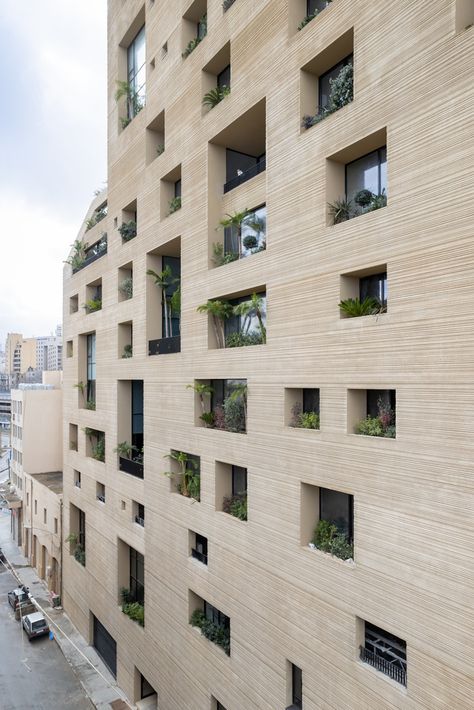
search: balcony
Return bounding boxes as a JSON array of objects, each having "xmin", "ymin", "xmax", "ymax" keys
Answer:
[
  {"xmin": 359, "ymin": 646, "xmax": 407, "ymax": 686},
  {"xmin": 72, "ymin": 235, "xmax": 108, "ymax": 274},
  {"xmin": 148, "ymin": 335, "xmax": 181, "ymax": 356},
  {"xmin": 119, "ymin": 456, "xmax": 144, "ymax": 479},
  {"xmin": 223, "ymin": 156, "xmax": 266, "ymax": 193}
]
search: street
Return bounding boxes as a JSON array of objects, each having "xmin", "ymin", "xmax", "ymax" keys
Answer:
[{"xmin": 0, "ymin": 540, "xmax": 92, "ymax": 709}]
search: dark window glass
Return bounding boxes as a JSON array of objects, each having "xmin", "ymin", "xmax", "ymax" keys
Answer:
[
  {"xmin": 130, "ymin": 548, "xmax": 145, "ymax": 604},
  {"xmin": 226, "ymin": 149, "xmax": 258, "ymax": 182},
  {"xmin": 224, "ymin": 204, "xmax": 267, "ymax": 258},
  {"xmin": 217, "ymin": 65, "xmax": 231, "ymax": 89},
  {"xmin": 78, "ymin": 509, "xmax": 86, "ymax": 549},
  {"xmin": 216, "ymin": 702, "xmax": 227, "ymax": 710},
  {"xmin": 292, "ymin": 664, "xmax": 303, "ymax": 707},
  {"xmin": 86, "ymin": 333, "xmax": 96, "ymax": 403},
  {"xmin": 302, "ymin": 388, "xmax": 319, "ymax": 414},
  {"xmin": 140, "ymin": 675, "xmax": 154, "ymax": 699},
  {"xmin": 308, "ymin": 0, "xmax": 331, "ymax": 14},
  {"xmin": 131, "ymin": 380, "xmax": 144, "ymax": 452},
  {"xmin": 137, "ymin": 503, "xmax": 145, "ymax": 521},
  {"xmin": 127, "ymin": 26, "xmax": 146, "ymax": 114},
  {"xmin": 232, "ymin": 466, "xmax": 247, "ymax": 496},
  {"xmin": 224, "ymin": 294, "xmax": 266, "ymax": 340},
  {"xmin": 161, "ymin": 256, "xmax": 181, "ymax": 337},
  {"xmin": 319, "ymin": 54, "xmax": 353, "ymax": 111},
  {"xmin": 366, "ymin": 389, "xmax": 395, "ymax": 419},
  {"xmin": 195, "ymin": 534, "xmax": 207, "ymax": 557},
  {"xmin": 359, "ymin": 272, "xmax": 387, "ymax": 308},
  {"xmin": 319, "ymin": 488, "xmax": 353, "ymax": 541},
  {"xmin": 197, "ymin": 14, "xmax": 207, "ymax": 40},
  {"xmin": 174, "ymin": 179, "xmax": 181, "ymax": 198},
  {"xmin": 204, "ymin": 602, "xmax": 229, "ymax": 631},
  {"xmin": 346, "ymin": 147, "xmax": 387, "ymax": 203}
]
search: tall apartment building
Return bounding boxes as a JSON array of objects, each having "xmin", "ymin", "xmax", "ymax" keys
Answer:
[{"xmin": 62, "ymin": 1, "xmax": 474, "ymax": 708}]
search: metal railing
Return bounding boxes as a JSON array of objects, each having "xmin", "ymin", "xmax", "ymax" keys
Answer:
[
  {"xmin": 148, "ymin": 335, "xmax": 181, "ymax": 356},
  {"xmin": 359, "ymin": 646, "xmax": 407, "ymax": 686},
  {"xmin": 223, "ymin": 156, "xmax": 266, "ymax": 193},
  {"xmin": 119, "ymin": 456, "xmax": 144, "ymax": 479},
  {"xmin": 72, "ymin": 236, "xmax": 108, "ymax": 274},
  {"xmin": 191, "ymin": 548, "xmax": 208, "ymax": 565}
]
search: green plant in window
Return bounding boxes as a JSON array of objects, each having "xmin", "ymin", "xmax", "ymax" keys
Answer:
[
  {"xmin": 355, "ymin": 397, "xmax": 395, "ymax": 438},
  {"xmin": 202, "ymin": 85, "xmax": 231, "ymax": 108},
  {"xmin": 217, "ymin": 209, "xmax": 250, "ymax": 259},
  {"xmin": 231, "ymin": 292, "xmax": 267, "ymax": 344},
  {"xmin": 338, "ymin": 296, "xmax": 382, "ymax": 318},
  {"xmin": 168, "ymin": 196, "xmax": 181, "ymax": 214},
  {"xmin": 156, "ymin": 144, "xmax": 165, "ymax": 156},
  {"xmin": 225, "ymin": 332, "xmax": 264, "ymax": 348},
  {"xmin": 118, "ymin": 221, "xmax": 137, "ymax": 242},
  {"xmin": 147, "ymin": 266, "xmax": 180, "ymax": 338},
  {"xmin": 222, "ymin": 0, "xmax": 236, "ymax": 9},
  {"xmin": 224, "ymin": 383, "xmax": 247, "ymax": 433},
  {"xmin": 211, "ymin": 242, "xmax": 239, "ymax": 267},
  {"xmin": 328, "ymin": 197, "xmax": 353, "ymax": 224},
  {"xmin": 121, "ymin": 344, "xmax": 133, "ymax": 358},
  {"xmin": 118, "ymin": 277, "xmax": 133, "ymax": 300},
  {"xmin": 163, "ymin": 450, "xmax": 200, "ymax": 501},
  {"xmin": 83, "ymin": 298, "xmax": 102, "ymax": 313},
  {"xmin": 65, "ymin": 240, "xmax": 88, "ymax": 270},
  {"xmin": 186, "ymin": 382, "xmax": 214, "ymax": 423},
  {"xmin": 290, "ymin": 402, "xmax": 320, "ymax": 429},
  {"xmin": 223, "ymin": 494, "xmax": 247, "ymax": 521},
  {"xmin": 326, "ymin": 63, "xmax": 353, "ymax": 112},
  {"xmin": 85, "ymin": 399, "xmax": 96, "ymax": 411},
  {"xmin": 366, "ymin": 189, "xmax": 387, "ymax": 212},
  {"xmin": 115, "ymin": 80, "xmax": 144, "ymax": 128},
  {"xmin": 196, "ymin": 299, "xmax": 233, "ymax": 349},
  {"xmin": 312, "ymin": 519, "xmax": 353, "ymax": 560},
  {"xmin": 182, "ymin": 36, "xmax": 202, "ymax": 58}
]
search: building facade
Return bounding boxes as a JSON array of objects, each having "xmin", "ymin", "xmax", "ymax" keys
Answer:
[
  {"xmin": 62, "ymin": 1, "xmax": 474, "ymax": 708},
  {"xmin": 10, "ymin": 372, "xmax": 63, "ymax": 595}
]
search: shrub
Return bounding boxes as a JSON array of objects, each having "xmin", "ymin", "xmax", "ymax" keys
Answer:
[
  {"xmin": 118, "ymin": 277, "xmax": 133, "ymax": 300},
  {"xmin": 339, "ymin": 296, "xmax": 382, "ymax": 318},
  {"xmin": 290, "ymin": 402, "xmax": 320, "ymax": 430},
  {"xmin": 182, "ymin": 37, "xmax": 202, "ymax": 58},
  {"xmin": 225, "ymin": 332, "xmax": 263, "ymax": 348},
  {"xmin": 200, "ymin": 411, "xmax": 215, "ymax": 428},
  {"xmin": 190, "ymin": 610, "xmax": 230, "ymax": 655},
  {"xmin": 168, "ymin": 196, "xmax": 181, "ymax": 214},
  {"xmin": 122, "ymin": 344, "xmax": 133, "ymax": 358},
  {"xmin": 298, "ymin": 12, "xmax": 317, "ymax": 30},
  {"xmin": 354, "ymin": 189, "xmax": 373, "ymax": 207},
  {"xmin": 223, "ymin": 494, "xmax": 247, "ymax": 521},
  {"xmin": 85, "ymin": 399, "xmax": 96, "ymax": 411},
  {"xmin": 312, "ymin": 519, "xmax": 353, "ymax": 560},
  {"xmin": 328, "ymin": 198, "xmax": 352, "ymax": 224},
  {"xmin": 355, "ymin": 415, "xmax": 384, "ymax": 437},
  {"xmin": 242, "ymin": 234, "xmax": 258, "ymax": 250},
  {"xmin": 223, "ymin": 396, "xmax": 246, "ymax": 433},
  {"xmin": 74, "ymin": 544, "xmax": 85, "ymax": 566},
  {"xmin": 122, "ymin": 602, "xmax": 144, "ymax": 627},
  {"xmin": 202, "ymin": 85, "xmax": 230, "ymax": 108},
  {"xmin": 118, "ymin": 221, "xmax": 137, "ymax": 242},
  {"xmin": 211, "ymin": 242, "xmax": 239, "ymax": 267}
]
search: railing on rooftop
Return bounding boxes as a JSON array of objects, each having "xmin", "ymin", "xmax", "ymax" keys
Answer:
[{"xmin": 223, "ymin": 156, "xmax": 266, "ymax": 193}]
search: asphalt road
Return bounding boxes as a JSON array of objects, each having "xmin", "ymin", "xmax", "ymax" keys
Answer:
[{"xmin": 0, "ymin": 564, "xmax": 92, "ymax": 710}]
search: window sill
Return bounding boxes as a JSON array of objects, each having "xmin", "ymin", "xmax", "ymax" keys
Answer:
[
  {"xmin": 348, "ymin": 433, "xmax": 396, "ymax": 443},
  {"xmin": 338, "ymin": 312, "xmax": 388, "ymax": 328},
  {"xmin": 303, "ymin": 544, "xmax": 355, "ymax": 568},
  {"xmin": 358, "ymin": 659, "xmax": 408, "ymax": 694}
]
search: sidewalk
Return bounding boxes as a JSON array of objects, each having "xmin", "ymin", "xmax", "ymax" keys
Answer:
[{"xmin": 0, "ymin": 508, "xmax": 133, "ymax": 710}]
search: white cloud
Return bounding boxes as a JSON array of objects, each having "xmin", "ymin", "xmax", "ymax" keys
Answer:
[{"xmin": 0, "ymin": 1, "xmax": 107, "ymax": 344}]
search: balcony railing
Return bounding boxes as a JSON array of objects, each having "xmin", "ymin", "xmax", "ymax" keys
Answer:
[
  {"xmin": 119, "ymin": 456, "xmax": 144, "ymax": 479},
  {"xmin": 191, "ymin": 548, "xmax": 208, "ymax": 565},
  {"xmin": 223, "ymin": 156, "xmax": 266, "ymax": 194},
  {"xmin": 135, "ymin": 516, "xmax": 145, "ymax": 527},
  {"xmin": 148, "ymin": 335, "xmax": 181, "ymax": 356},
  {"xmin": 72, "ymin": 236, "xmax": 108, "ymax": 274},
  {"xmin": 359, "ymin": 646, "xmax": 407, "ymax": 686}
]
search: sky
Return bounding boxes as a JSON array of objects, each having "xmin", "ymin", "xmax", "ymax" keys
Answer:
[{"xmin": 0, "ymin": 1, "xmax": 107, "ymax": 346}]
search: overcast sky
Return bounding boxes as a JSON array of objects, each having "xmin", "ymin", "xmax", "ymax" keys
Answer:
[{"xmin": 0, "ymin": 1, "xmax": 107, "ymax": 346}]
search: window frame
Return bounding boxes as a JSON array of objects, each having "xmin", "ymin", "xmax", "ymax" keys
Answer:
[{"xmin": 345, "ymin": 147, "xmax": 387, "ymax": 201}]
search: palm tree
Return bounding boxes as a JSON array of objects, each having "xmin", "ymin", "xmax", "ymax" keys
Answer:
[
  {"xmin": 186, "ymin": 382, "xmax": 214, "ymax": 415},
  {"xmin": 163, "ymin": 451, "xmax": 198, "ymax": 498},
  {"xmin": 197, "ymin": 299, "xmax": 233, "ymax": 348},
  {"xmin": 217, "ymin": 209, "xmax": 250, "ymax": 258},
  {"xmin": 232, "ymin": 293, "xmax": 266, "ymax": 343},
  {"xmin": 115, "ymin": 80, "xmax": 142, "ymax": 120},
  {"xmin": 147, "ymin": 266, "xmax": 180, "ymax": 338}
]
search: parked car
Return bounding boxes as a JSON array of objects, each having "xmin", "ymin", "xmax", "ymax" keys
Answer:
[
  {"xmin": 7, "ymin": 586, "xmax": 29, "ymax": 610},
  {"xmin": 22, "ymin": 611, "xmax": 50, "ymax": 641}
]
